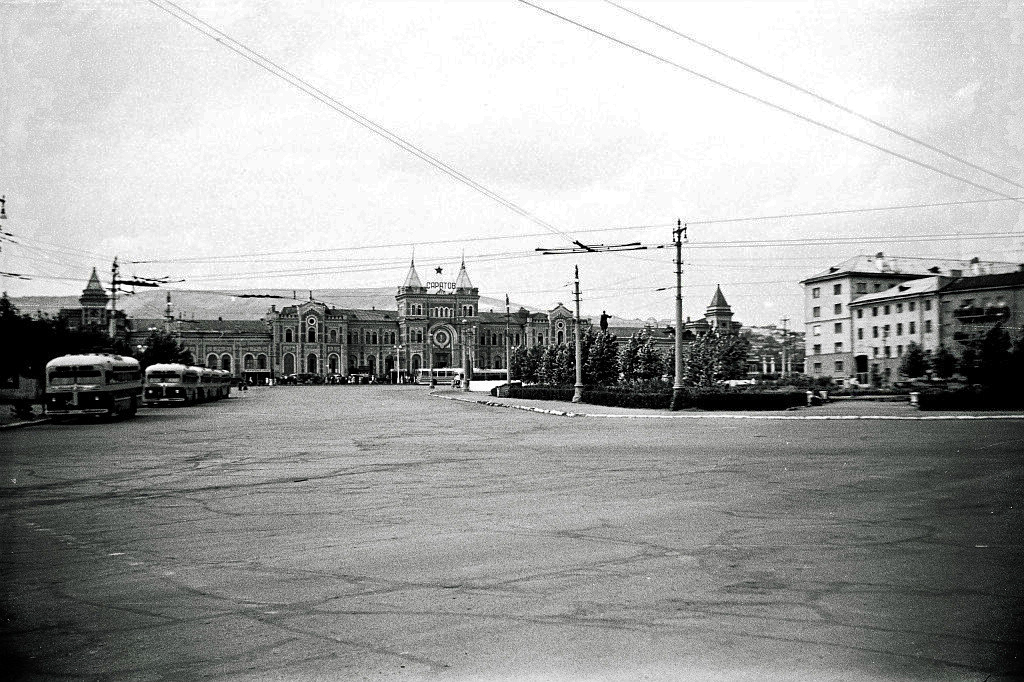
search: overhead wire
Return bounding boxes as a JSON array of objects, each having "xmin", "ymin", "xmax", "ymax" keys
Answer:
[
  {"xmin": 516, "ymin": 0, "xmax": 1024, "ymax": 204},
  {"xmin": 147, "ymin": 0, "xmax": 574, "ymax": 244},
  {"xmin": 603, "ymin": 0, "xmax": 1024, "ymax": 192}
]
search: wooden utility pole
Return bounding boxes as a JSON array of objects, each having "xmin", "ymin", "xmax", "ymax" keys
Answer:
[
  {"xmin": 670, "ymin": 220, "xmax": 687, "ymax": 410},
  {"xmin": 572, "ymin": 265, "xmax": 583, "ymax": 404}
]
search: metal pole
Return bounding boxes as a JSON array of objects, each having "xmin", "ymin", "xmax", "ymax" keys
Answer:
[
  {"xmin": 110, "ymin": 256, "xmax": 119, "ymax": 339},
  {"xmin": 572, "ymin": 265, "xmax": 583, "ymax": 404},
  {"xmin": 670, "ymin": 220, "xmax": 686, "ymax": 410},
  {"xmin": 505, "ymin": 293, "xmax": 511, "ymax": 387},
  {"xmin": 462, "ymin": 323, "xmax": 472, "ymax": 392},
  {"xmin": 780, "ymin": 317, "xmax": 789, "ymax": 377}
]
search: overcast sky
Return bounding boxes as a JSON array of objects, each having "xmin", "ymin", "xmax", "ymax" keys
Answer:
[{"xmin": 2, "ymin": 0, "xmax": 1022, "ymax": 325}]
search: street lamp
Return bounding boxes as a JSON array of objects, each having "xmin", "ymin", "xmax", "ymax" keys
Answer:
[
  {"xmin": 394, "ymin": 343, "xmax": 403, "ymax": 384},
  {"xmin": 462, "ymin": 321, "xmax": 474, "ymax": 392}
]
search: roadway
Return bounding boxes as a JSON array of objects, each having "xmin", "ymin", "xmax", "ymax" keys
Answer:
[{"xmin": 1, "ymin": 385, "xmax": 1022, "ymax": 680}]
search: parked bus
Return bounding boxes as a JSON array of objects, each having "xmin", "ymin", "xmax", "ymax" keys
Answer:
[
  {"xmin": 144, "ymin": 363, "xmax": 201, "ymax": 405},
  {"xmin": 197, "ymin": 367, "xmax": 233, "ymax": 401},
  {"xmin": 416, "ymin": 368, "xmax": 463, "ymax": 385},
  {"xmin": 45, "ymin": 354, "xmax": 142, "ymax": 419}
]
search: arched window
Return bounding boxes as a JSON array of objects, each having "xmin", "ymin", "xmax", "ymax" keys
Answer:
[
  {"xmin": 330, "ymin": 329, "xmax": 337, "ymax": 343},
  {"xmin": 285, "ymin": 328, "xmax": 293, "ymax": 342},
  {"xmin": 207, "ymin": 353, "xmax": 218, "ymax": 368},
  {"xmin": 308, "ymin": 328, "xmax": 316, "ymax": 343},
  {"xmin": 515, "ymin": 333, "xmax": 521, "ymax": 345},
  {"xmin": 366, "ymin": 355, "xmax": 376, "ymax": 374},
  {"xmin": 221, "ymin": 354, "xmax": 232, "ymax": 371},
  {"xmin": 557, "ymin": 330, "xmax": 564, "ymax": 344},
  {"xmin": 283, "ymin": 353, "xmax": 295, "ymax": 375},
  {"xmin": 411, "ymin": 355, "xmax": 422, "ymax": 372},
  {"xmin": 328, "ymin": 354, "xmax": 339, "ymax": 373},
  {"xmin": 306, "ymin": 353, "xmax": 317, "ymax": 374},
  {"xmin": 494, "ymin": 356, "xmax": 502, "ymax": 369},
  {"xmin": 371, "ymin": 332, "xmax": 378, "ymax": 345},
  {"xmin": 243, "ymin": 354, "xmax": 255, "ymax": 370},
  {"xmin": 348, "ymin": 355, "xmax": 357, "ymax": 371},
  {"xmin": 257, "ymin": 354, "xmax": 267, "ymax": 370}
]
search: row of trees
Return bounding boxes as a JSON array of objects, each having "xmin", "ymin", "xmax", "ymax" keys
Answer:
[
  {"xmin": 509, "ymin": 327, "xmax": 751, "ymax": 387},
  {"xmin": 899, "ymin": 325, "xmax": 1024, "ymax": 387},
  {"xmin": 1, "ymin": 295, "xmax": 194, "ymax": 385}
]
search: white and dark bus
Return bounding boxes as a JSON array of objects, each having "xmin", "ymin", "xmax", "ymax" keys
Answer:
[
  {"xmin": 45, "ymin": 354, "xmax": 143, "ymax": 419},
  {"xmin": 144, "ymin": 363, "xmax": 201, "ymax": 405},
  {"xmin": 198, "ymin": 367, "xmax": 233, "ymax": 401},
  {"xmin": 415, "ymin": 368, "xmax": 463, "ymax": 385}
]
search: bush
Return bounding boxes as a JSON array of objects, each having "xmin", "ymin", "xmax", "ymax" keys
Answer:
[
  {"xmin": 917, "ymin": 386, "xmax": 1024, "ymax": 411},
  {"xmin": 507, "ymin": 385, "xmax": 576, "ymax": 402},
  {"xmin": 507, "ymin": 384, "xmax": 806, "ymax": 411}
]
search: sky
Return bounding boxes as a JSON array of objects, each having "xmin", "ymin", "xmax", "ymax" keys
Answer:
[{"xmin": 2, "ymin": 0, "xmax": 1023, "ymax": 325}]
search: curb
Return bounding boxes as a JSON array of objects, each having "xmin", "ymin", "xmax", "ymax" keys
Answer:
[
  {"xmin": 0, "ymin": 417, "xmax": 52, "ymax": 430},
  {"xmin": 430, "ymin": 393, "xmax": 1024, "ymax": 421}
]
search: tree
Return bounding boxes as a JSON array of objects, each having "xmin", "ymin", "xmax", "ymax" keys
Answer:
[
  {"xmin": 899, "ymin": 342, "xmax": 928, "ymax": 379},
  {"xmin": 584, "ymin": 330, "xmax": 619, "ymax": 385},
  {"xmin": 510, "ymin": 344, "xmax": 543, "ymax": 384},
  {"xmin": 978, "ymin": 325, "xmax": 1012, "ymax": 388},
  {"xmin": 682, "ymin": 330, "xmax": 751, "ymax": 387},
  {"xmin": 930, "ymin": 345, "xmax": 956, "ymax": 379},
  {"xmin": 619, "ymin": 329, "xmax": 664, "ymax": 383},
  {"xmin": 136, "ymin": 329, "xmax": 194, "ymax": 371}
]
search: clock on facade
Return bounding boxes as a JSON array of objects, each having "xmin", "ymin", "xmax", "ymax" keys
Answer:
[{"xmin": 306, "ymin": 316, "xmax": 317, "ymax": 326}]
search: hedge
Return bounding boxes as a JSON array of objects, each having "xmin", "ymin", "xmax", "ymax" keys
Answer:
[
  {"xmin": 917, "ymin": 387, "xmax": 1024, "ymax": 411},
  {"xmin": 506, "ymin": 385, "xmax": 806, "ymax": 411}
]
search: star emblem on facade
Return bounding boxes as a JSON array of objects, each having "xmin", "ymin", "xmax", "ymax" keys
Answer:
[{"xmin": 435, "ymin": 266, "xmax": 443, "ymax": 274}]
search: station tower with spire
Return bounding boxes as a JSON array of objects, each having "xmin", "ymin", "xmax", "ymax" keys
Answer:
[{"xmin": 397, "ymin": 257, "xmax": 480, "ymax": 370}]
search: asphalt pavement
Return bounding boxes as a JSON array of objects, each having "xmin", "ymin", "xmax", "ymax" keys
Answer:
[{"xmin": 1, "ymin": 385, "xmax": 1022, "ymax": 680}]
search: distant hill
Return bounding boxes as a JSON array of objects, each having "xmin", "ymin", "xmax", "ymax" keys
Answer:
[{"xmin": 9, "ymin": 288, "xmax": 542, "ymax": 321}]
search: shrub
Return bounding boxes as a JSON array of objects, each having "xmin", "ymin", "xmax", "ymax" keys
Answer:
[
  {"xmin": 917, "ymin": 386, "xmax": 1024, "ymax": 411},
  {"xmin": 506, "ymin": 384, "xmax": 806, "ymax": 411},
  {"xmin": 507, "ymin": 385, "xmax": 576, "ymax": 402}
]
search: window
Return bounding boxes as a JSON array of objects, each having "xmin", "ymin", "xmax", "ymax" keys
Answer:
[
  {"xmin": 834, "ymin": 323, "xmax": 843, "ymax": 333},
  {"xmin": 856, "ymin": 309, "xmax": 863, "ymax": 319},
  {"xmin": 925, "ymin": 320, "xmax": 933, "ymax": 333},
  {"xmin": 257, "ymin": 354, "xmax": 267, "ymax": 370},
  {"xmin": 897, "ymin": 345, "xmax": 903, "ymax": 356},
  {"xmin": 873, "ymin": 326, "xmax": 879, "ymax": 338},
  {"xmin": 833, "ymin": 284, "xmax": 842, "ymax": 295},
  {"xmin": 285, "ymin": 328, "xmax": 293, "ymax": 343},
  {"xmin": 812, "ymin": 287, "xmax": 821, "ymax": 299},
  {"xmin": 884, "ymin": 346, "xmax": 891, "ymax": 357},
  {"xmin": 813, "ymin": 344, "xmax": 822, "ymax": 355},
  {"xmin": 872, "ymin": 347, "xmax": 879, "ymax": 357},
  {"xmin": 857, "ymin": 328, "xmax": 864, "ymax": 340},
  {"xmin": 813, "ymin": 362, "xmax": 822, "ymax": 373},
  {"xmin": 909, "ymin": 301, "xmax": 916, "ymax": 312},
  {"xmin": 834, "ymin": 342, "xmax": 843, "ymax": 352},
  {"xmin": 872, "ymin": 307, "xmax": 878, "ymax": 317},
  {"xmin": 909, "ymin": 321, "xmax": 916, "ymax": 334},
  {"xmin": 330, "ymin": 329, "xmax": 337, "ymax": 343},
  {"xmin": 307, "ymin": 329, "xmax": 316, "ymax": 343},
  {"xmin": 884, "ymin": 305, "xmax": 891, "ymax": 315},
  {"xmin": 812, "ymin": 325, "xmax": 821, "ymax": 336},
  {"xmin": 834, "ymin": 303, "xmax": 842, "ymax": 315},
  {"xmin": 371, "ymin": 332, "xmax": 378, "ymax": 345},
  {"xmin": 896, "ymin": 303, "xmax": 903, "ymax": 313},
  {"xmin": 835, "ymin": 361, "xmax": 844, "ymax": 372},
  {"xmin": 896, "ymin": 323, "xmax": 903, "ymax": 336},
  {"xmin": 950, "ymin": 269, "xmax": 962, "ymax": 277},
  {"xmin": 856, "ymin": 282, "xmax": 867, "ymax": 294},
  {"xmin": 874, "ymin": 283, "xmax": 883, "ymax": 291},
  {"xmin": 924, "ymin": 300, "xmax": 932, "ymax": 311},
  {"xmin": 812, "ymin": 307, "xmax": 821, "ymax": 318}
]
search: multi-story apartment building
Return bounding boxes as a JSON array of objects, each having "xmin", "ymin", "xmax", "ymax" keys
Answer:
[{"xmin": 800, "ymin": 253, "xmax": 1020, "ymax": 381}]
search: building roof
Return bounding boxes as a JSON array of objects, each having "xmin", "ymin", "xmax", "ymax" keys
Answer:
[
  {"xmin": 455, "ymin": 260, "xmax": 473, "ymax": 290},
  {"xmin": 84, "ymin": 267, "xmax": 105, "ymax": 292},
  {"xmin": 801, "ymin": 253, "xmax": 1021, "ymax": 284},
  {"xmin": 132, "ymin": 318, "xmax": 270, "ymax": 334},
  {"xmin": 940, "ymin": 270, "xmax": 1024, "ymax": 293},
  {"xmin": 401, "ymin": 260, "xmax": 422, "ymax": 289},
  {"xmin": 708, "ymin": 285, "xmax": 730, "ymax": 309},
  {"xmin": 848, "ymin": 276, "xmax": 947, "ymax": 305},
  {"xmin": 344, "ymin": 309, "xmax": 399, "ymax": 322}
]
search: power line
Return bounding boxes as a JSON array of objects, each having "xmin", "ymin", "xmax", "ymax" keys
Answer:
[
  {"xmin": 147, "ymin": 0, "xmax": 574, "ymax": 244},
  {"xmin": 128, "ymin": 195, "xmax": 1023, "ymax": 265},
  {"xmin": 517, "ymin": 0, "xmax": 1024, "ymax": 204},
  {"xmin": 603, "ymin": 0, "xmax": 1024, "ymax": 193}
]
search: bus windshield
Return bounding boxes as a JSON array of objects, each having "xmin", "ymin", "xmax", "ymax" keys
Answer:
[
  {"xmin": 148, "ymin": 372, "xmax": 181, "ymax": 382},
  {"xmin": 48, "ymin": 367, "xmax": 103, "ymax": 385}
]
